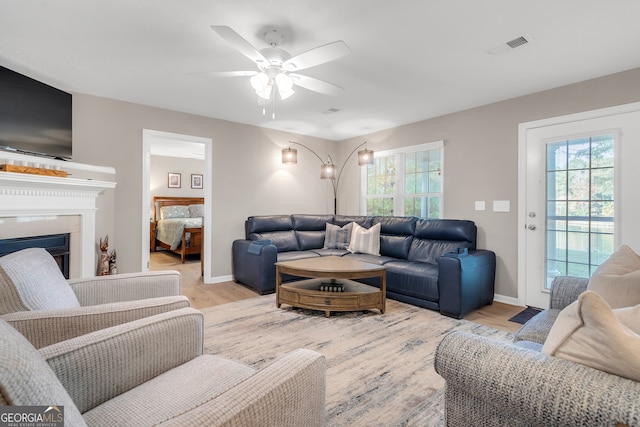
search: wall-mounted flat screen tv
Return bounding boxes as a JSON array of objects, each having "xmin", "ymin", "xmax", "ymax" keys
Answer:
[{"xmin": 0, "ymin": 65, "xmax": 72, "ymax": 160}]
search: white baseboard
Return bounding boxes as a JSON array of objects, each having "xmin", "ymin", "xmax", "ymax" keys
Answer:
[
  {"xmin": 204, "ymin": 274, "xmax": 234, "ymax": 285},
  {"xmin": 493, "ymin": 293, "xmax": 522, "ymax": 307}
]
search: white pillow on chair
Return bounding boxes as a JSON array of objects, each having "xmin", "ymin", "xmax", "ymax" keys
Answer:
[
  {"xmin": 542, "ymin": 290, "xmax": 640, "ymax": 382},
  {"xmin": 0, "ymin": 248, "xmax": 80, "ymax": 314},
  {"xmin": 587, "ymin": 244, "xmax": 640, "ymax": 308}
]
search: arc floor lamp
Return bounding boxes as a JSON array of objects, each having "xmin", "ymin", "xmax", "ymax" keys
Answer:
[{"xmin": 282, "ymin": 141, "xmax": 374, "ymax": 214}]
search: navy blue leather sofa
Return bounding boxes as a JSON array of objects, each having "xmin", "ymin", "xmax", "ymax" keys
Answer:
[{"xmin": 232, "ymin": 214, "xmax": 496, "ymax": 318}]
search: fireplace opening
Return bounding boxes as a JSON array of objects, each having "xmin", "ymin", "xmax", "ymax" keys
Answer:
[{"xmin": 0, "ymin": 233, "xmax": 70, "ymax": 279}]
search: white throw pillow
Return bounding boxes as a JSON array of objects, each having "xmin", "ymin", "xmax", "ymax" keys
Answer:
[
  {"xmin": 0, "ymin": 248, "xmax": 80, "ymax": 314},
  {"xmin": 542, "ymin": 290, "xmax": 640, "ymax": 382},
  {"xmin": 348, "ymin": 223, "xmax": 381, "ymax": 256},
  {"xmin": 587, "ymin": 244, "xmax": 640, "ymax": 308}
]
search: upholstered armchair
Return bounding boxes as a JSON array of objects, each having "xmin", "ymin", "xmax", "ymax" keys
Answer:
[
  {"xmin": 435, "ymin": 275, "xmax": 640, "ymax": 426},
  {"xmin": 0, "ymin": 247, "xmax": 189, "ymax": 348},
  {"xmin": 0, "ymin": 307, "xmax": 327, "ymax": 426}
]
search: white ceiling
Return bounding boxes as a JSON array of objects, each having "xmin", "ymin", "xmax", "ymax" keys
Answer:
[{"xmin": 2, "ymin": 1, "xmax": 640, "ymax": 142}]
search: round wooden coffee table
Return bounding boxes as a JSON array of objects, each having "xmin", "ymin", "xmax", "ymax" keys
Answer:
[{"xmin": 275, "ymin": 256, "xmax": 386, "ymax": 317}]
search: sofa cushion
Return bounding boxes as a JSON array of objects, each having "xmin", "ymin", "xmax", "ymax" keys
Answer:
[
  {"xmin": 413, "ymin": 219, "xmax": 476, "ymax": 245},
  {"xmin": 323, "ymin": 222, "xmax": 352, "ymax": 250},
  {"xmin": 0, "ymin": 320, "xmax": 86, "ymax": 425},
  {"xmin": 542, "ymin": 290, "xmax": 640, "ymax": 382},
  {"xmin": 587, "ymin": 244, "xmax": 640, "ymax": 308},
  {"xmin": 513, "ymin": 309, "xmax": 561, "ymax": 344},
  {"xmin": 0, "ymin": 248, "xmax": 80, "ymax": 315},
  {"xmin": 292, "ymin": 214, "xmax": 334, "ymax": 231},
  {"xmin": 252, "ymin": 231, "xmax": 299, "ymax": 252},
  {"xmin": 296, "ymin": 231, "xmax": 325, "ymax": 250},
  {"xmin": 333, "ymin": 215, "xmax": 372, "ymax": 228},
  {"xmin": 247, "ymin": 215, "xmax": 293, "ymax": 235},
  {"xmin": 384, "ymin": 261, "xmax": 439, "ymax": 302},
  {"xmin": 348, "ymin": 223, "xmax": 381, "ymax": 256}
]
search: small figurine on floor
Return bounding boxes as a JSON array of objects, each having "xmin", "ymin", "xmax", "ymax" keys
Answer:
[
  {"xmin": 109, "ymin": 249, "xmax": 118, "ymax": 275},
  {"xmin": 98, "ymin": 236, "xmax": 110, "ymax": 276}
]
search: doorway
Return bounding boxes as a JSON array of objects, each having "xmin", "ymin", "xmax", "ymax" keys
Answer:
[
  {"xmin": 141, "ymin": 130, "xmax": 212, "ymax": 280},
  {"xmin": 518, "ymin": 103, "xmax": 640, "ymax": 309}
]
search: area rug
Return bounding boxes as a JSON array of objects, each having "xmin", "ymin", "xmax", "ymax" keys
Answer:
[
  {"xmin": 200, "ymin": 295, "xmax": 513, "ymax": 426},
  {"xmin": 508, "ymin": 306, "xmax": 543, "ymax": 325}
]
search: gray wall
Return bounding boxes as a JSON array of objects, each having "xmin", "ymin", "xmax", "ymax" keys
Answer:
[
  {"xmin": 72, "ymin": 67, "xmax": 640, "ymax": 300},
  {"xmin": 72, "ymin": 95, "xmax": 336, "ymax": 276},
  {"xmin": 150, "ymin": 155, "xmax": 205, "ymax": 218},
  {"xmin": 337, "ymin": 67, "xmax": 640, "ymax": 300}
]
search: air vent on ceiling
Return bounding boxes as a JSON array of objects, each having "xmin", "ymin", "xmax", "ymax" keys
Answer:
[{"xmin": 487, "ymin": 34, "xmax": 534, "ymax": 55}]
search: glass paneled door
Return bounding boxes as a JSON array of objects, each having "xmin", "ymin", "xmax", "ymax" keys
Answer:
[{"xmin": 545, "ymin": 135, "xmax": 615, "ymax": 288}]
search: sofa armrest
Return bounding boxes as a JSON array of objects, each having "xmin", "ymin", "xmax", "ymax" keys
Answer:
[
  {"xmin": 435, "ymin": 331, "xmax": 640, "ymax": 427},
  {"xmin": 438, "ymin": 249, "xmax": 496, "ymax": 319},
  {"xmin": 163, "ymin": 348, "xmax": 326, "ymax": 427},
  {"xmin": 549, "ymin": 275, "xmax": 589, "ymax": 310},
  {"xmin": 2, "ymin": 295, "xmax": 190, "ymax": 348},
  {"xmin": 68, "ymin": 270, "xmax": 181, "ymax": 305},
  {"xmin": 40, "ymin": 307, "xmax": 203, "ymax": 414},
  {"xmin": 232, "ymin": 239, "xmax": 278, "ymax": 294}
]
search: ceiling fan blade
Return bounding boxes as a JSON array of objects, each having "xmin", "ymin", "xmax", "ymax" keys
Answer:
[
  {"xmin": 283, "ymin": 41, "xmax": 351, "ymax": 71},
  {"xmin": 191, "ymin": 70, "xmax": 257, "ymax": 78},
  {"xmin": 290, "ymin": 74, "xmax": 344, "ymax": 96},
  {"xmin": 211, "ymin": 25, "xmax": 268, "ymax": 66}
]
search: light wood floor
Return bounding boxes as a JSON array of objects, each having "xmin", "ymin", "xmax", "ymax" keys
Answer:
[{"xmin": 150, "ymin": 251, "xmax": 525, "ymax": 333}]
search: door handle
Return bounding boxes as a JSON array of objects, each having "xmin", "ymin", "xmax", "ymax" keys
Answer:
[{"xmin": 527, "ymin": 224, "xmax": 536, "ymax": 230}]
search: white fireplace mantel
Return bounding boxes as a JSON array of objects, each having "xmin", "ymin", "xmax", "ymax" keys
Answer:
[{"xmin": 0, "ymin": 153, "xmax": 117, "ymax": 278}]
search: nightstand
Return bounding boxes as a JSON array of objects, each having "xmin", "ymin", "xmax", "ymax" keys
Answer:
[{"xmin": 150, "ymin": 221, "xmax": 156, "ymax": 252}]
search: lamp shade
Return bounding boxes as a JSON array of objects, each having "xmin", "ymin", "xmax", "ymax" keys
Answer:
[
  {"xmin": 358, "ymin": 148, "xmax": 374, "ymax": 165},
  {"xmin": 282, "ymin": 147, "xmax": 297, "ymax": 164},
  {"xmin": 321, "ymin": 163, "xmax": 335, "ymax": 180}
]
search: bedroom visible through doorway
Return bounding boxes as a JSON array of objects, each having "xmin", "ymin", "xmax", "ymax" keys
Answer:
[{"xmin": 141, "ymin": 129, "xmax": 212, "ymax": 280}]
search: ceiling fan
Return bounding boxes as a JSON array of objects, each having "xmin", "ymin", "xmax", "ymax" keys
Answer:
[{"xmin": 209, "ymin": 25, "xmax": 351, "ymax": 101}]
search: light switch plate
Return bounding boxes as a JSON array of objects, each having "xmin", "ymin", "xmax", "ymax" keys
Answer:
[
  {"xmin": 493, "ymin": 200, "xmax": 510, "ymax": 212},
  {"xmin": 475, "ymin": 201, "xmax": 485, "ymax": 211}
]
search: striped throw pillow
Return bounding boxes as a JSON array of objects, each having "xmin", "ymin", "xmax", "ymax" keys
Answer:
[
  {"xmin": 348, "ymin": 222, "xmax": 381, "ymax": 256},
  {"xmin": 324, "ymin": 222, "xmax": 353, "ymax": 249}
]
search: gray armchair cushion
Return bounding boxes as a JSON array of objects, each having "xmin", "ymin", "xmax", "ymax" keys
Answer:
[
  {"xmin": 0, "ymin": 319, "xmax": 86, "ymax": 425},
  {"xmin": 0, "ymin": 248, "xmax": 80, "ymax": 314}
]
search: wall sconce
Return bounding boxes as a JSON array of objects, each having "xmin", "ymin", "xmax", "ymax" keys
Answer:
[{"xmin": 282, "ymin": 141, "xmax": 373, "ymax": 214}]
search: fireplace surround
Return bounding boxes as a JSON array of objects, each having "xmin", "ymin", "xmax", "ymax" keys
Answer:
[{"xmin": 0, "ymin": 151, "xmax": 116, "ymax": 278}]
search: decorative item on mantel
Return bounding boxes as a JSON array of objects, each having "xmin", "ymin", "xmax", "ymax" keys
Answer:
[
  {"xmin": 98, "ymin": 236, "xmax": 110, "ymax": 276},
  {"xmin": 109, "ymin": 250, "xmax": 117, "ymax": 275},
  {"xmin": 0, "ymin": 164, "xmax": 68, "ymax": 177}
]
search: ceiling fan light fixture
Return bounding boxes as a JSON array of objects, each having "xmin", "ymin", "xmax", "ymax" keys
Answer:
[{"xmin": 275, "ymin": 73, "xmax": 295, "ymax": 100}]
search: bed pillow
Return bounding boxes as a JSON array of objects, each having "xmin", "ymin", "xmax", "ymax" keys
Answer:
[
  {"xmin": 587, "ymin": 244, "xmax": 640, "ymax": 308},
  {"xmin": 188, "ymin": 204, "xmax": 205, "ymax": 218},
  {"xmin": 542, "ymin": 290, "xmax": 640, "ymax": 382},
  {"xmin": 348, "ymin": 222, "xmax": 381, "ymax": 256},
  {"xmin": 160, "ymin": 205, "xmax": 190, "ymax": 220},
  {"xmin": 323, "ymin": 222, "xmax": 352, "ymax": 250}
]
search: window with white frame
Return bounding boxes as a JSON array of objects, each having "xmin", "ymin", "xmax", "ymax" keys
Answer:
[{"xmin": 361, "ymin": 141, "xmax": 443, "ymax": 218}]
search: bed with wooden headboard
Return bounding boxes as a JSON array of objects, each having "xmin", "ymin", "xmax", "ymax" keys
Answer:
[{"xmin": 153, "ymin": 196, "xmax": 204, "ymax": 263}]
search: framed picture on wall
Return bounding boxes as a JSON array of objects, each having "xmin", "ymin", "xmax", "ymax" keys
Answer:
[
  {"xmin": 191, "ymin": 174, "xmax": 203, "ymax": 189},
  {"xmin": 168, "ymin": 173, "xmax": 181, "ymax": 188}
]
